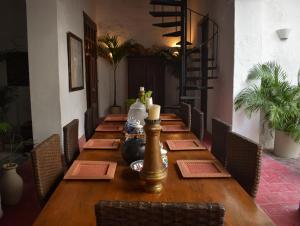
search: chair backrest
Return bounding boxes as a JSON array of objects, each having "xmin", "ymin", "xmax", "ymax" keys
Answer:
[
  {"xmin": 63, "ymin": 119, "xmax": 79, "ymax": 166},
  {"xmin": 31, "ymin": 134, "xmax": 64, "ymax": 205},
  {"xmin": 211, "ymin": 118, "xmax": 231, "ymax": 166},
  {"xmin": 226, "ymin": 131, "xmax": 262, "ymax": 198},
  {"xmin": 92, "ymin": 103, "xmax": 99, "ymax": 130},
  {"xmin": 191, "ymin": 107, "xmax": 204, "ymax": 140},
  {"xmin": 85, "ymin": 108, "xmax": 94, "ymax": 141},
  {"xmin": 95, "ymin": 200, "xmax": 225, "ymax": 226},
  {"xmin": 178, "ymin": 102, "xmax": 191, "ymax": 130}
]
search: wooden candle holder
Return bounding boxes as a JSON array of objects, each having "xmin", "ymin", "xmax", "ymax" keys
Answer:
[{"xmin": 140, "ymin": 118, "xmax": 167, "ymax": 193}]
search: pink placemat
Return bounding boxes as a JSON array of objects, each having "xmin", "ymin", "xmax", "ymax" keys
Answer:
[
  {"xmin": 166, "ymin": 139, "xmax": 206, "ymax": 151},
  {"xmin": 104, "ymin": 114, "xmax": 128, "ymax": 122},
  {"xmin": 64, "ymin": 160, "xmax": 117, "ymax": 180},
  {"xmin": 161, "ymin": 124, "xmax": 190, "ymax": 132},
  {"xmin": 95, "ymin": 124, "xmax": 123, "ymax": 132},
  {"xmin": 83, "ymin": 139, "xmax": 120, "ymax": 150},
  {"xmin": 177, "ymin": 160, "xmax": 231, "ymax": 178}
]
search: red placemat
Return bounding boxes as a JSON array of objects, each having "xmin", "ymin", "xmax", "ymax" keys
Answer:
[
  {"xmin": 166, "ymin": 139, "xmax": 206, "ymax": 151},
  {"xmin": 64, "ymin": 160, "xmax": 117, "ymax": 180},
  {"xmin": 161, "ymin": 124, "xmax": 190, "ymax": 132},
  {"xmin": 177, "ymin": 160, "xmax": 231, "ymax": 178},
  {"xmin": 104, "ymin": 114, "xmax": 127, "ymax": 122},
  {"xmin": 95, "ymin": 124, "xmax": 123, "ymax": 132},
  {"xmin": 83, "ymin": 139, "xmax": 120, "ymax": 150}
]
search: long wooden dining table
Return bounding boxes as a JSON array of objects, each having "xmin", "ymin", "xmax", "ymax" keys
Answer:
[{"xmin": 33, "ymin": 118, "xmax": 275, "ymax": 226}]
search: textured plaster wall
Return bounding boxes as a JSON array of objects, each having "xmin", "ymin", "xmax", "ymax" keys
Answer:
[
  {"xmin": 206, "ymin": 0, "xmax": 234, "ymax": 133},
  {"xmin": 262, "ymin": 0, "xmax": 300, "ymax": 83},
  {"xmin": 27, "ymin": 0, "xmax": 96, "ymax": 143},
  {"xmin": 57, "ymin": 0, "xmax": 96, "ymax": 139},
  {"xmin": 233, "ymin": 0, "xmax": 300, "ymax": 144},
  {"xmin": 232, "ymin": 0, "xmax": 263, "ymax": 143}
]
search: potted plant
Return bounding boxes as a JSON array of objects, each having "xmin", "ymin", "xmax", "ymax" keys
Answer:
[
  {"xmin": 234, "ymin": 62, "xmax": 300, "ymax": 158},
  {"xmin": 97, "ymin": 34, "xmax": 133, "ymax": 114},
  {"xmin": 0, "ymin": 134, "xmax": 25, "ymax": 205},
  {"xmin": 0, "ymin": 86, "xmax": 14, "ymax": 151}
]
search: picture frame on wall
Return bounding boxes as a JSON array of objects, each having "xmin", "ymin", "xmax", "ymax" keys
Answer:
[{"xmin": 67, "ymin": 32, "xmax": 84, "ymax": 91}]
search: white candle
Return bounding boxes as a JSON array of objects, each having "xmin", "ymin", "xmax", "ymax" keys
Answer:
[
  {"xmin": 140, "ymin": 87, "xmax": 144, "ymax": 92},
  {"xmin": 148, "ymin": 104, "xmax": 161, "ymax": 120},
  {"xmin": 145, "ymin": 97, "xmax": 153, "ymax": 110}
]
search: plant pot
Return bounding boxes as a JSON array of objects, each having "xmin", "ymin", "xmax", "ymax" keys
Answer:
[
  {"xmin": 0, "ymin": 163, "xmax": 23, "ymax": 205},
  {"xmin": 110, "ymin": 105, "xmax": 121, "ymax": 114},
  {"xmin": 274, "ymin": 130, "xmax": 300, "ymax": 159}
]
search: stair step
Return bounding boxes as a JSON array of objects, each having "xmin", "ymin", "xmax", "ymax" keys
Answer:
[
  {"xmin": 153, "ymin": 21, "xmax": 181, "ymax": 27},
  {"xmin": 187, "ymin": 66, "xmax": 217, "ymax": 72},
  {"xmin": 176, "ymin": 40, "xmax": 192, "ymax": 46},
  {"xmin": 184, "ymin": 86, "xmax": 214, "ymax": 90},
  {"xmin": 149, "ymin": 11, "xmax": 181, "ymax": 17},
  {"xmin": 163, "ymin": 31, "xmax": 182, "ymax": 37},
  {"xmin": 186, "ymin": 76, "xmax": 218, "ymax": 80},
  {"xmin": 150, "ymin": 0, "xmax": 182, "ymax": 6}
]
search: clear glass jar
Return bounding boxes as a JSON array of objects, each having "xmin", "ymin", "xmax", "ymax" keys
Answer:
[{"xmin": 128, "ymin": 99, "xmax": 148, "ymax": 126}]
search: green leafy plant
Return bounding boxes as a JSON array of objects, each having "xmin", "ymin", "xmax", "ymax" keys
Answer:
[
  {"xmin": 97, "ymin": 34, "xmax": 134, "ymax": 106},
  {"xmin": 234, "ymin": 62, "xmax": 300, "ymax": 142},
  {"xmin": 140, "ymin": 90, "xmax": 152, "ymax": 105}
]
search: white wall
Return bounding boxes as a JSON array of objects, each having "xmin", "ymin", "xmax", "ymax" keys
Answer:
[
  {"xmin": 262, "ymin": 0, "xmax": 300, "ymax": 84},
  {"xmin": 232, "ymin": 0, "xmax": 300, "ymax": 144},
  {"xmin": 27, "ymin": 0, "xmax": 96, "ymax": 144},
  {"xmin": 206, "ymin": 0, "xmax": 234, "ymax": 133},
  {"xmin": 57, "ymin": 0, "xmax": 96, "ymax": 138},
  {"xmin": 26, "ymin": 0, "xmax": 62, "ymax": 143}
]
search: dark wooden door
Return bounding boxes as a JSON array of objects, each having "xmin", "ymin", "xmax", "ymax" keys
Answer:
[
  {"xmin": 84, "ymin": 12, "xmax": 98, "ymax": 111},
  {"xmin": 128, "ymin": 56, "xmax": 165, "ymax": 106}
]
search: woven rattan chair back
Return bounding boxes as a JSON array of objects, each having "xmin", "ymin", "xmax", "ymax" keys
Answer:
[
  {"xmin": 178, "ymin": 102, "xmax": 191, "ymax": 130},
  {"xmin": 211, "ymin": 118, "xmax": 231, "ymax": 166},
  {"xmin": 191, "ymin": 107, "xmax": 204, "ymax": 140},
  {"xmin": 85, "ymin": 108, "xmax": 94, "ymax": 141},
  {"xmin": 226, "ymin": 131, "xmax": 262, "ymax": 198},
  {"xmin": 92, "ymin": 103, "xmax": 99, "ymax": 130},
  {"xmin": 31, "ymin": 134, "xmax": 64, "ymax": 206},
  {"xmin": 63, "ymin": 119, "xmax": 79, "ymax": 167},
  {"xmin": 95, "ymin": 200, "xmax": 225, "ymax": 226}
]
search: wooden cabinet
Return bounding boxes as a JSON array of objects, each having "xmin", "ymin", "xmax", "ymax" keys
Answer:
[{"xmin": 127, "ymin": 56, "xmax": 165, "ymax": 106}]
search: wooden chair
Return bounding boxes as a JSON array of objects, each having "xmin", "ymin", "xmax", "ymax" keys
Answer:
[
  {"xmin": 63, "ymin": 119, "xmax": 79, "ymax": 167},
  {"xmin": 92, "ymin": 103, "xmax": 100, "ymax": 130},
  {"xmin": 211, "ymin": 118, "xmax": 231, "ymax": 166},
  {"xmin": 226, "ymin": 131, "xmax": 262, "ymax": 198},
  {"xmin": 31, "ymin": 134, "xmax": 64, "ymax": 206},
  {"xmin": 191, "ymin": 107, "xmax": 204, "ymax": 140},
  {"xmin": 85, "ymin": 108, "xmax": 94, "ymax": 141},
  {"xmin": 95, "ymin": 200, "xmax": 225, "ymax": 226},
  {"xmin": 178, "ymin": 102, "xmax": 191, "ymax": 130}
]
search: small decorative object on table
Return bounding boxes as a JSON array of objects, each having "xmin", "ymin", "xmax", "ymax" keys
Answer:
[{"xmin": 140, "ymin": 105, "xmax": 167, "ymax": 193}]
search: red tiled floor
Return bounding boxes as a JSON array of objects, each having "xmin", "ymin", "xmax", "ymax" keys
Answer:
[{"xmin": 256, "ymin": 154, "xmax": 300, "ymax": 226}]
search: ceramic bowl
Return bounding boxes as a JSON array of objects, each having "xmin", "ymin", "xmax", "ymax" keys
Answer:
[{"xmin": 130, "ymin": 155, "xmax": 168, "ymax": 172}]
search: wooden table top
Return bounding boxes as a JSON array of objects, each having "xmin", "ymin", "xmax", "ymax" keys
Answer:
[{"xmin": 33, "ymin": 123, "xmax": 274, "ymax": 226}]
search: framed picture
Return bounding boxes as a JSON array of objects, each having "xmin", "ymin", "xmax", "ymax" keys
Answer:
[{"xmin": 67, "ymin": 32, "xmax": 84, "ymax": 91}]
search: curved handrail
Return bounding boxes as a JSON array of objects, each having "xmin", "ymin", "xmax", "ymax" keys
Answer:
[{"xmin": 187, "ymin": 8, "xmax": 219, "ymax": 28}]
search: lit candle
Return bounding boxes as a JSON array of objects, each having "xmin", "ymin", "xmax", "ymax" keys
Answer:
[
  {"xmin": 145, "ymin": 97, "xmax": 153, "ymax": 110},
  {"xmin": 148, "ymin": 104, "xmax": 161, "ymax": 120},
  {"xmin": 140, "ymin": 87, "xmax": 145, "ymax": 92}
]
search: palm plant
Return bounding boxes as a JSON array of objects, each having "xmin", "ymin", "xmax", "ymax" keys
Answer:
[
  {"xmin": 97, "ymin": 34, "xmax": 133, "ymax": 106},
  {"xmin": 234, "ymin": 62, "xmax": 300, "ymax": 142}
]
